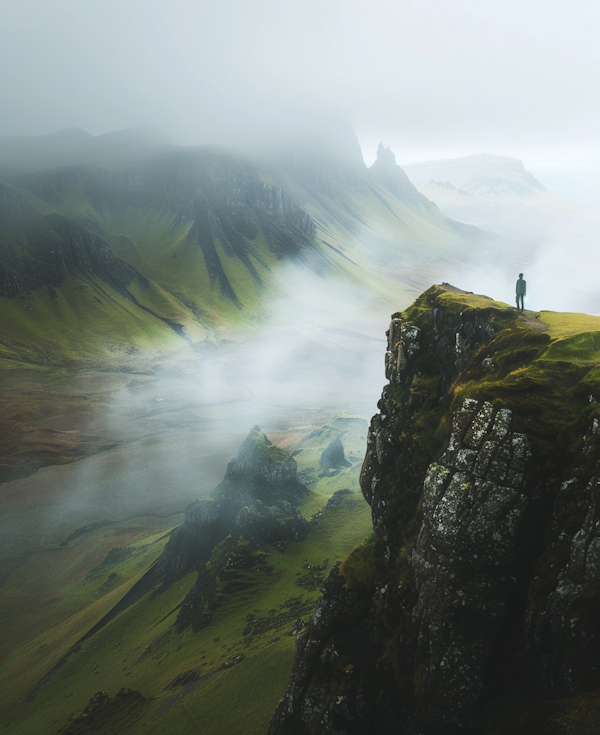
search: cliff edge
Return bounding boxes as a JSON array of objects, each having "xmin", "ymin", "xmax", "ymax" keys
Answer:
[{"xmin": 269, "ymin": 284, "xmax": 600, "ymax": 735}]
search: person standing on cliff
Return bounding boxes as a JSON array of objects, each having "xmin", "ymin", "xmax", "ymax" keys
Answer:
[{"xmin": 516, "ymin": 273, "xmax": 526, "ymax": 310}]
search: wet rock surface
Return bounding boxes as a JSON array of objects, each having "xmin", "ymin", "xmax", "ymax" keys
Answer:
[{"xmin": 524, "ymin": 477, "xmax": 600, "ymax": 699}]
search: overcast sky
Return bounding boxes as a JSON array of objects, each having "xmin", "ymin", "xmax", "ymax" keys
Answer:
[{"xmin": 2, "ymin": 0, "xmax": 599, "ymax": 202}]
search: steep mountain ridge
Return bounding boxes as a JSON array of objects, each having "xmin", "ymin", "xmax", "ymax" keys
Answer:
[
  {"xmin": 0, "ymin": 126, "xmax": 171, "ymax": 173},
  {"xmin": 0, "ymin": 180, "xmax": 213, "ymax": 373},
  {"xmin": 0, "ymin": 129, "xmax": 495, "ymax": 371},
  {"xmin": 270, "ymin": 285, "xmax": 600, "ymax": 735},
  {"xmin": 13, "ymin": 147, "xmax": 319, "ymax": 310},
  {"xmin": 369, "ymin": 142, "xmax": 436, "ymax": 208},
  {"xmin": 270, "ymin": 137, "xmax": 492, "ymax": 289}
]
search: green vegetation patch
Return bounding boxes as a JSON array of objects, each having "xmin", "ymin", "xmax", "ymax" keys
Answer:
[
  {"xmin": 0, "ymin": 428, "xmax": 371, "ymax": 735},
  {"xmin": 0, "ymin": 274, "xmax": 183, "ymax": 368}
]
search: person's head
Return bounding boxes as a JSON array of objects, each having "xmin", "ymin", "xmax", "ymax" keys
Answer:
[{"xmin": 519, "ymin": 273, "xmax": 524, "ymax": 278}]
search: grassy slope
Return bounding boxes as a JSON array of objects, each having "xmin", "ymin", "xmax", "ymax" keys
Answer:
[
  {"xmin": 0, "ymin": 419, "xmax": 372, "ymax": 735},
  {"xmin": 19, "ymin": 178, "xmax": 236, "ymax": 334},
  {"xmin": 0, "ymin": 274, "xmax": 189, "ymax": 369},
  {"xmin": 275, "ymin": 167, "xmax": 478, "ymax": 290},
  {"xmin": 12, "ymin": 169, "xmax": 414, "ymax": 340},
  {"xmin": 1, "ymin": 179, "xmax": 211, "ymax": 366},
  {"xmin": 18, "ymin": 171, "xmax": 283, "ymax": 330},
  {"xmin": 58, "ymin": 180, "xmax": 410, "ymax": 329}
]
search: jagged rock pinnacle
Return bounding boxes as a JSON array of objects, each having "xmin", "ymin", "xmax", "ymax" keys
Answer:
[
  {"xmin": 376, "ymin": 142, "xmax": 397, "ymax": 167},
  {"xmin": 367, "ymin": 142, "xmax": 430, "ymax": 207}
]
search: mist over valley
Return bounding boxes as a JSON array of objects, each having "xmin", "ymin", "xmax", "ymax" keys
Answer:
[{"xmin": 1, "ymin": 1, "xmax": 600, "ymax": 732}]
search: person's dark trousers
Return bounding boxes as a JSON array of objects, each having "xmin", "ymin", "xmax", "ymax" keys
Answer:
[{"xmin": 516, "ymin": 294, "xmax": 524, "ymax": 309}]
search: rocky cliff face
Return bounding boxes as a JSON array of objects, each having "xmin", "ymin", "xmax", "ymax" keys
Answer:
[{"xmin": 270, "ymin": 285, "xmax": 600, "ymax": 735}]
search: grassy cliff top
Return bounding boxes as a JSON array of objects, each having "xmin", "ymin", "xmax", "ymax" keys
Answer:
[
  {"xmin": 401, "ymin": 284, "xmax": 600, "ymax": 480},
  {"xmin": 406, "ymin": 283, "xmax": 600, "ymax": 342},
  {"xmin": 402, "ymin": 283, "xmax": 515, "ymax": 318}
]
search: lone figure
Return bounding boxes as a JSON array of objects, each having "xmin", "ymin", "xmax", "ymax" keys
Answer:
[{"xmin": 516, "ymin": 273, "xmax": 526, "ymax": 310}]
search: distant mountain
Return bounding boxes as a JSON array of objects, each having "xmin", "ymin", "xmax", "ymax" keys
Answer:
[
  {"xmin": 403, "ymin": 153, "xmax": 600, "ymax": 313},
  {"xmin": 405, "ymin": 152, "xmax": 547, "ymax": 199},
  {"xmin": 0, "ymin": 126, "xmax": 172, "ymax": 173},
  {"xmin": 0, "ymin": 127, "xmax": 497, "ymax": 366},
  {"xmin": 402, "ymin": 152, "xmax": 578, "ymax": 243},
  {"xmin": 403, "ymin": 153, "xmax": 558, "ymax": 241}
]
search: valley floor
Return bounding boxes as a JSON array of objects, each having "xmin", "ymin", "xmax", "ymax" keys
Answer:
[{"xmin": 0, "ymin": 325, "xmax": 382, "ymax": 734}]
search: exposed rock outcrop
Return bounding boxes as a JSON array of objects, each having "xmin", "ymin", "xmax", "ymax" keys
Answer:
[
  {"xmin": 269, "ymin": 285, "xmax": 600, "ymax": 735},
  {"xmin": 368, "ymin": 142, "xmax": 434, "ymax": 209},
  {"xmin": 59, "ymin": 688, "xmax": 148, "ymax": 734},
  {"xmin": 524, "ymin": 475, "xmax": 600, "ymax": 699},
  {"xmin": 319, "ymin": 437, "xmax": 351, "ymax": 476},
  {"xmin": 410, "ymin": 399, "xmax": 533, "ymax": 731},
  {"xmin": 155, "ymin": 426, "xmax": 309, "ymax": 631}
]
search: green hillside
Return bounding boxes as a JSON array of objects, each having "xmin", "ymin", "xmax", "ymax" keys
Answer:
[
  {"xmin": 1, "ymin": 144, "xmax": 427, "ymax": 368},
  {"xmin": 0, "ymin": 133, "xmax": 491, "ymax": 379},
  {"xmin": 0, "ymin": 418, "xmax": 371, "ymax": 735},
  {"xmin": 271, "ymin": 139, "xmax": 489, "ymax": 288},
  {"xmin": 5, "ymin": 291, "xmax": 600, "ymax": 735}
]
